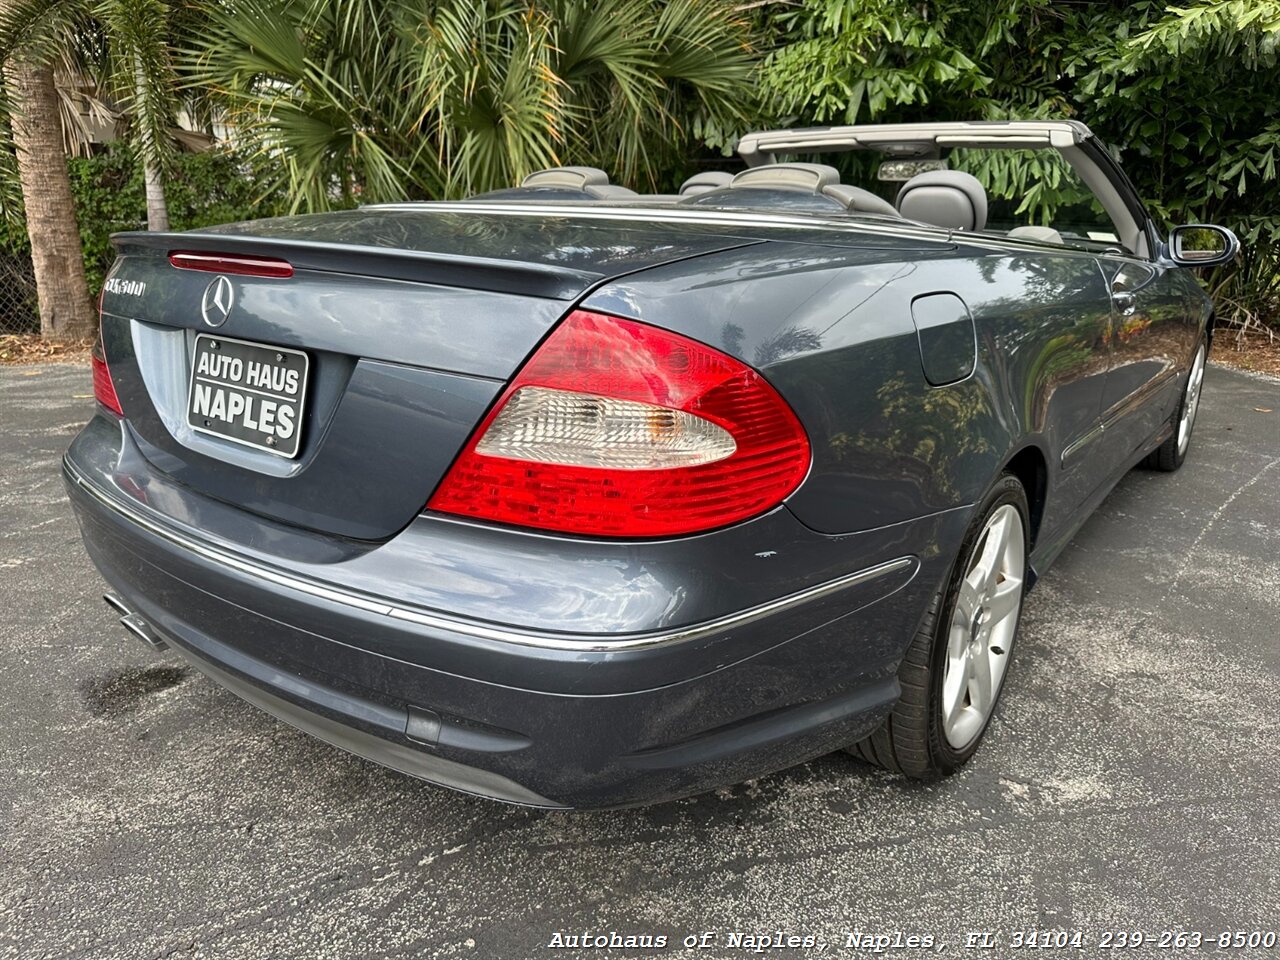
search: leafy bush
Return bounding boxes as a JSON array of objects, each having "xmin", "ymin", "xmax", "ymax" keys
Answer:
[
  {"xmin": 0, "ymin": 141, "xmax": 289, "ymax": 300},
  {"xmin": 61, "ymin": 143, "xmax": 289, "ymax": 293},
  {"xmin": 1067, "ymin": 1, "xmax": 1280, "ymax": 335},
  {"xmin": 757, "ymin": 0, "xmax": 1280, "ymax": 330}
]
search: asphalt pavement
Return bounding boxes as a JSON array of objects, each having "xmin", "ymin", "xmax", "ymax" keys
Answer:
[{"xmin": 1, "ymin": 361, "xmax": 1277, "ymax": 959}]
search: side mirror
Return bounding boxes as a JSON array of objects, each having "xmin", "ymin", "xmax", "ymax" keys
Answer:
[{"xmin": 1166, "ymin": 224, "xmax": 1240, "ymax": 268}]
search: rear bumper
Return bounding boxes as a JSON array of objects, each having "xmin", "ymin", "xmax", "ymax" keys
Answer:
[{"xmin": 64, "ymin": 420, "xmax": 967, "ymax": 808}]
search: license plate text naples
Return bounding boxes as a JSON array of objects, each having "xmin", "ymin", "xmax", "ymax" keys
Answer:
[{"xmin": 187, "ymin": 335, "xmax": 308, "ymax": 458}]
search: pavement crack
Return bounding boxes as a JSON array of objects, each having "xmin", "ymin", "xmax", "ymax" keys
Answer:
[{"xmin": 1161, "ymin": 455, "xmax": 1280, "ymax": 600}]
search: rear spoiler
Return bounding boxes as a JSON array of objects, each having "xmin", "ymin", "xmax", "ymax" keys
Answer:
[{"xmin": 112, "ymin": 231, "xmax": 598, "ymax": 301}]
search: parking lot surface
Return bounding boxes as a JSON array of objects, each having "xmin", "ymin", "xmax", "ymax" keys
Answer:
[{"xmin": 1, "ymin": 362, "xmax": 1277, "ymax": 959}]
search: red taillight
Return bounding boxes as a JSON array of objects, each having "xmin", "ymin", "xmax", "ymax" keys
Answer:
[
  {"xmin": 168, "ymin": 251, "xmax": 293, "ymax": 278},
  {"xmin": 91, "ymin": 336, "xmax": 123, "ymax": 417},
  {"xmin": 427, "ymin": 310, "xmax": 811, "ymax": 537}
]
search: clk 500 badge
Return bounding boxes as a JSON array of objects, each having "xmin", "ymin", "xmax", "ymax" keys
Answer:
[{"xmin": 103, "ymin": 277, "xmax": 146, "ymax": 297}]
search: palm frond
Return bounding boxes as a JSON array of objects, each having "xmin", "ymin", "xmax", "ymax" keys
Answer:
[
  {"xmin": 96, "ymin": 0, "xmax": 178, "ymax": 174},
  {"xmin": 0, "ymin": 0, "xmax": 88, "ymax": 66},
  {"xmin": 185, "ymin": 0, "xmax": 756, "ymax": 207}
]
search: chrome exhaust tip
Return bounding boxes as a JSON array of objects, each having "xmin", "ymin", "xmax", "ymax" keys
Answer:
[
  {"xmin": 119, "ymin": 612, "xmax": 169, "ymax": 651},
  {"xmin": 103, "ymin": 593, "xmax": 130, "ymax": 617}
]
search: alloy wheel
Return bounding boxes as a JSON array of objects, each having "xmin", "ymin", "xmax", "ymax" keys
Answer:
[
  {"xmin": 1177, "ymin": 344, "xmax": 1206, "ymax": 457},
  {"xmin": 941, "ymin": 504, "xmax": 1026, "ymax": 749}
]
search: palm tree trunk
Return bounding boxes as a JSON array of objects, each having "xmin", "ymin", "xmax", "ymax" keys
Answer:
[
  {"xmin": 135, "ymin": 56, "xmax": 169, "ymax": 231},
  {"xmin": 142, "ymin": 153, "xmax": 169, "ymax": 231},
  {"xmin": 4, "ymin": 59, "xmax": 95, "ymax": 340}
]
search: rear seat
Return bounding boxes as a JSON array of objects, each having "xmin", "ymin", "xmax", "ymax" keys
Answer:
[
  {"xmin": 469, "ymin": 166, "xmax": 640, "ymax": 201},
  {"xmin": 475, "ymin": 164, "xmax": 914, "ymax": 216},
  {"xmin": 730, "ymin": 162, "xmax": 841, "ymax": 194},
  {"xmin": 520, "ymin": 167, "xmax": 638, "ymax": 198},
  {"xmin": 679, "ymin": 171, "xmax": 734, "ymax": 196},
  {"xmin": 1007, "ymin": 225, "xmax": 1064, "ymax": 244},
  {"xmin": 679, "ymin": 163, "xmax": 902, "ymax": 216},
  {"xmin": 822, "ymin": 183, "xmax": 901, "ymax": 217}
]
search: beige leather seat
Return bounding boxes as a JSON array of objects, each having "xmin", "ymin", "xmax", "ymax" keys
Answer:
[
  {"xmin": 724, "ymin": 163, "xmax": 901, "ymax": 215},
  {"xmin": 1007, "ymin": 225, "xmax": 1064, "ymax": 245},
  {"xmin": 822, "ymin": 183, "xmax": 901, "ymax": 217},
  {"xmin": 896, "ymin": 170, "xmax": 988, "ymax": 230},
  {"xmin": 679, "ymin": 171, "xmax": 734, "ymax": 196},
  {"xmin": 520, "ymin": 167, "xmax": 638, "ymax": 198}
]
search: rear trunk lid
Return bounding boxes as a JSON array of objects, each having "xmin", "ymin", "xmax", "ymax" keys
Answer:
[{"xmin": 101, "ymin": 208, "xmax": 760, "ymax": 540}]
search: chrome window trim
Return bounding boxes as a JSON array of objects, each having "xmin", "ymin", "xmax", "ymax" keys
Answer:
[{"xmin": 364, "ymin": 201, "xmax": 950, "ymax": 242}]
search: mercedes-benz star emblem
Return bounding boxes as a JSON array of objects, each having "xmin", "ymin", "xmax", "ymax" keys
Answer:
[{"xmin": 201, "ymin": 275, "xmax": 234, "ymax": 327}]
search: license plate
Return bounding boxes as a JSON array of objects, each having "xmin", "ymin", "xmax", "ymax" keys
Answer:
[{"xmin": 186, "ymin": 334, "xmax": 309, "ymax": 458}]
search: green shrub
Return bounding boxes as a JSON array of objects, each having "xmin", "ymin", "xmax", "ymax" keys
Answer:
[
  {"xmin": 756, "ymin": 0, "xmax": 1280, "ymax": 331},
  {"xmin": 62, "ymin": 142, "xmax": 290, "ymax": 294}
]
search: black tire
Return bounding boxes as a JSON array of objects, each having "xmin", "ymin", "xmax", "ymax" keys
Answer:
[
  {"xmin": 1143, "ymin": 336, "xmax": 1208, "ymax": 472},
  {"xmin": 848, "ymin": 473, "xmax": 1030, "ymax": 778}
]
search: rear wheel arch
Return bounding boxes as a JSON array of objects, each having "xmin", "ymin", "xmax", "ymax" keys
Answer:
[
  {"xmin": 848, "ymin": 471, "xmax": 1031, "ymax": 777},
  {"xmin": 999, "ymin": 444, "xmax": 1048, "ymax": 553}
]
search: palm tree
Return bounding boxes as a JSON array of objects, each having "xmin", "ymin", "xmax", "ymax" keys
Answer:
[
  {"xmin": 188, "ymin": 0, "xmax": 757, "ymax": 210},
  {"xmin": 105, "ymin": 0, "xmax": 184, "ymax": 231},
  {"xmin": 0, "ymin": 0, "xmax": 200, "ymax": 232},
  {"xmin": 1, "ymin": 49, "xmax": 95, "ymax": 339}
]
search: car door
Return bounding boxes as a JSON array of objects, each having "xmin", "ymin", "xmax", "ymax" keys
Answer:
[
  {"xmin": 999, "ymin": 250, "xmax": 1116, "ymax": 551},
  {"xmin": 1093, "ymin": 252, "xmax": 1199, "ymax": 472}
]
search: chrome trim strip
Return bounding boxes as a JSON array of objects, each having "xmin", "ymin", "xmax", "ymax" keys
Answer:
[
  {"xmin": 364, "ymin": 201, "xmax": 952, "ymax": 243},
  {"xmin": 386, "ymin": 557, "xmax": 914, "ymax": 650},
  {"xmin": 1061, "ymin": 423, "xmax": 1104, "ymax": 469},
  {"xmin": 65, "ymin": 457, "xmax": 914, "ymax": 652},
  {"xmin": 1099, "ymin": 368, "xmax": 1179, "ymax": 433}
]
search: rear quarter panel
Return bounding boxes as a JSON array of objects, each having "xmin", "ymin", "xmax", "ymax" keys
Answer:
[{"xmin": 583, "ymin": 237, "xmax": 1116, "ymax": 542}]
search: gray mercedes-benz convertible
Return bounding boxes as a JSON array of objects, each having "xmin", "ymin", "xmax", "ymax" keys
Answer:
[{"xmin": 66, "ymin": 121, "xmax": 1238, "ymax": 807}]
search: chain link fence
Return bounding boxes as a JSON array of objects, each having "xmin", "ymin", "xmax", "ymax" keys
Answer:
[{"xmin": 0, "ymin": 252, "xmax": 40, "ymax": 334}]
